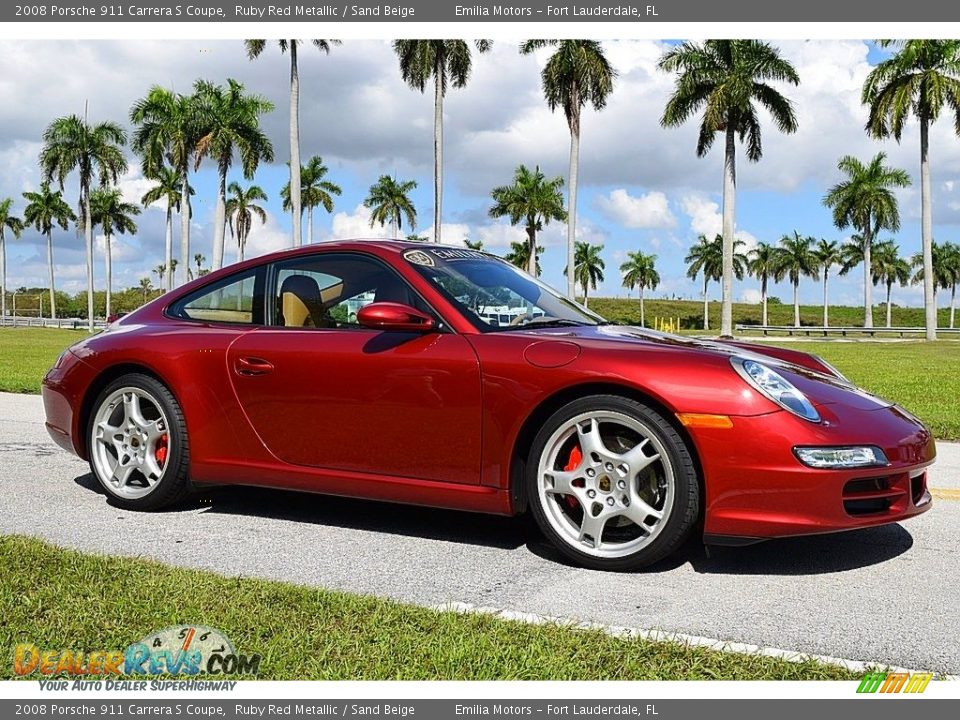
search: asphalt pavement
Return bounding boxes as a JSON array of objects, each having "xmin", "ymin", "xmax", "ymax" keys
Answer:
[{"xmin": 1, "ymin": 391, "xmax": 958, "ymax": 673}]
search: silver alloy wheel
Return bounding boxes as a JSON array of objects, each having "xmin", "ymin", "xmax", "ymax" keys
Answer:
[
  {"xmin": 536, "ymin": 410, "xmax": 675, "ymax": 559},
  {"xmin": 91, "ymin": 386, "xmax": 170, "ymax": 499}
]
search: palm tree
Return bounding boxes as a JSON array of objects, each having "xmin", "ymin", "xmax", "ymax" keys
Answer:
[
  {"xmin": 504, "ymin": 240, "xmax": 544, "ymax": 276},
  {"xmin": 193, "ymin": 79, "xmax": 274, "ymax": 270},
  {"xmin": 686, "ymin": 233, "xmax": 747, "ymax": 331},
  {"xmin": 193, "ymin": 253, "xmax": 206, "ymax": 278},
  {"xmin": 812, "ymin": 238, "xmax": 842, "ymax": 328},
  {"xmin": 520, "ymin": 40, "xmax": 616, "ymax": 300},
  {"xmin": 620, "ymin": 250, "xmax": 660, "ymax": 327},
  {"xmin": 565, "ymin": 241, "xmax": 605, "ymax": 307},
  {"xmin": 131, "ymin": 86, "xmax": 198, "ymax": 287},
  {"xmin": 823, "ymin": 153, "xmax": 910, "ymax": 329},
  {"xmin": 364, "ymin": 175, "xmax": 417, "ymax": 238},
  {"xmin": 22, "ymin": 183, "xmax": 74, "ymax": 320},
  {"xmin": 280, "ymin": 156, "xmax": 341, "ymax": 245},
  {"xmin": 863, "ymin": 40, "xmax": 960, "ymax": 341},
  {"xmin": 488, "ymin": 164, "xmax": 566, "ymax": 277},
  {"xmin": 0, "ymin": 199, "xmax": 24, "ymax": 322},
  {"xmin": 871, "ymin": 240, "xmax": 912, "ymax": 328},
  {"xmin": 394, "ymin": 40, "xmax": 492, "ymax": 243},
  {"xmin": 659, "ymin": 40, "xmax": 799, "ymax": 337},
  {"xmin": 89, "ymin": 187, "xmax": 140, "ymax": 319},
  {"xmin": 245, "ymin": 39, "xmax": 340, "ymax": 248},
  {"xmin": 40, "ymin": 114, "xmax": 127, "ymax": 330},
  {"xmin": 140, "ymin": 165, "xmax": 193, "ymax": 292},
  {"xmin": 747, "ymin": 242, "xmax": 777, "ymax": 326},
  {"xmin": 138, "ymin": 277, "xmax": 154, "ymax": 302},
  {"xmin": 941, "ymin": 242, "xmax": 960, "ymax": 329},
  {"xmin": 774, "ymin": 232, "xmax": 817, "ymax": 328},
  {"xmin": 464, "ymin": 239, "xmax": 484, "ymax": 251},
  {"xmin": 153, "ymin": 264, "xmax": 166, "ymax": 287},
  {"xmin": 225, "ymin": 182, "xmax": 268, "ymax": 263},
  {"xmin": 910, "ymin": 241, "xmax": 952, "ymax": 323}
]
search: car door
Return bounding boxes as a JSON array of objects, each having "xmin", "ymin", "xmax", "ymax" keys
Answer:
[{"xmin": 226, "ymin": 251, "xmax": 483, "ymax": 485}]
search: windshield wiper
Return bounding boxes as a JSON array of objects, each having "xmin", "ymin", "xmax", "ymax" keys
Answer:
[{"xmin": 496, "ymin": 317, "xmax": 590, "ymax": 331}]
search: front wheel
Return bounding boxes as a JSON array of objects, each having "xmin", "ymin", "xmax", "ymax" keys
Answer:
[
  {"xmin": 88, "ymin": 373, "xmax": 190, "ymax": 510},
  {"xmin": 527, "ymin": 395, "xmax": 700, "ymax": 571}
]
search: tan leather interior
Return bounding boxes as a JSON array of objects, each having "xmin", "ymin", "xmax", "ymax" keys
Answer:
[{"xmin": 279, "ymin": 275, "xmax": 333, "ymax": 328}]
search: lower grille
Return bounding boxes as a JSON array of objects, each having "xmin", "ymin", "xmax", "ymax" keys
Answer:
[{"xmin": 842, "ymin": 475, "xmax": 908, "ymax": 517}]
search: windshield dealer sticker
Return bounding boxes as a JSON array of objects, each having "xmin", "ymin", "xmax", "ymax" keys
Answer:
[{"xmin": 403, "ymin": 249, "xmax": 435, "ymax": 266}]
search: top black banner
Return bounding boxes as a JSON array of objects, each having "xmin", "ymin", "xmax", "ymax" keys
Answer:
[{"xmin": 7, "ymin": 1, "xmax": 960, "ymax": 23}]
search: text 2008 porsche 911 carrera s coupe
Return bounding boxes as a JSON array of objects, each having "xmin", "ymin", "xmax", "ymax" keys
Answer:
[{"xmin": 42, "ymin": 240, "xmax": 935, "ymax": 570}]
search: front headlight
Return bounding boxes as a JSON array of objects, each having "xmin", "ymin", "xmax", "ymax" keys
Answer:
[
  {"xmin": 794, "ymin": 446, "xmax": 888, "ymax": 469},
  {"xmin": 731, "ymin": 357, "xmax": 821, "ymax": 423}
]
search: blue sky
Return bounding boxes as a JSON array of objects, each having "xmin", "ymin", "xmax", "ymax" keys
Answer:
[{"xmin": 1, "ymin": 39, "xmax": 958, "ymax": 309}]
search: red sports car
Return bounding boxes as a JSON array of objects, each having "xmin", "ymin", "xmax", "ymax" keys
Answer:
[{"xmin": 42, "ymin": 240, "xmax": 935, "ymax": 570}]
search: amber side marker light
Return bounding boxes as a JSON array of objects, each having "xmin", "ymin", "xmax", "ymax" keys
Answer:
[{"xmin": 675, "ymin": 413, "xmax": 734, "ymax": 429}]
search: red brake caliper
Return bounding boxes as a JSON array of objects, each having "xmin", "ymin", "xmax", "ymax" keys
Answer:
[
  {"xmin": 155, "ymin": 434, "xmax": 169, "ymax": 467},
  {"xmin": 563, "ymin": 445, "xmax": 582, "ymax": 509}
]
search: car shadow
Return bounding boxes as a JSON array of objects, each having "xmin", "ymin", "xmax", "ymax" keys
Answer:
[
  {"xmin": 73, "ymin": 473, "xmax": 531, "ymax": 551},
  {"xmin": 74, "ymin": 473, "xmax": 914, "ymax": 572}
]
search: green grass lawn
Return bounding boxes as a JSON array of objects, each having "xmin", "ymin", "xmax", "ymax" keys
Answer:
[
  {"xmin": 0, "ymin": 328, "xmax": 86, "ymax": 393},
  {"xmin": 0, "ymin": 536, "xmax": 853, "ymax": 681}
]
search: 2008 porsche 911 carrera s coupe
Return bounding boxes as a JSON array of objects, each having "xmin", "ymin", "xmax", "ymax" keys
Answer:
[{"xmin": 42, "ymin": 240, "xmax": 935, "ymax": 570}]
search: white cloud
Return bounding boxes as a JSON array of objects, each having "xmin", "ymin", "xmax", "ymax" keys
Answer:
[
  {"xmin": 595, "ymin": 189, "xmax": 676, "ymax": 229},
  {"xmin": 741, "ymin": 288, "xmax": 762, "ymax": 305},
  {"xmin": 680, "ymin": 194, "xmax": 758, "ymax": 252},
  {"xmin": 326, "ymin": 204, "xmax": 396, "ymax": 241}
]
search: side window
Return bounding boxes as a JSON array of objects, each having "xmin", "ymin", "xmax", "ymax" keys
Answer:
[
  {"xmin": 171, "ymin": 268, "xmax": 264, "ymax": 325},
  {"xmin": 271, "ymin": 253, "xmax": 431, "ymax": 329}
]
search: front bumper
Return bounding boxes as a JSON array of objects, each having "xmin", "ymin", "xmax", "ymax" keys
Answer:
[{"xmin": 689, "ymin": 402, "xmax": 935, "ymax": 539}]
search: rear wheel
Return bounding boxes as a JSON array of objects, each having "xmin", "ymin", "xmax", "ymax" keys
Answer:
[
  {"xmin": 527, "ymin": 395, "xmax": 699, "ymax": 571},
  {"xmin": 88, "ymin": 373, "xmax": 190, "ymax": 510}
]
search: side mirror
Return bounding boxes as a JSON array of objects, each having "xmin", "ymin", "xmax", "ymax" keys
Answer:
[{"xmin": 356, "ymin": 302, "xmax": 436, "ymax": 333}]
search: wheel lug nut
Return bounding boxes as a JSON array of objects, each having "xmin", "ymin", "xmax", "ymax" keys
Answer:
[
  {"xmin": 606, "ymin": 497, "xmax": 615, "ymax": 506},
  {"xmin": 617, "ymin": 480, "xmax": 626, "ymax": 489},
  {"xmin": 586, "ymin": 489, "xmax": 596, "ymax": 498},
  {"xmin": 586, "ymin": 468, "xmax": 595, "ymax": 477},
  {"xmin": 605, "ymin": 462, "xmax": 614, "ymax": 471}
]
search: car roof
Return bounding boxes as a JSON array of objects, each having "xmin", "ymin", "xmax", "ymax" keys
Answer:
[{"xmin": 252, "ymin": 238, "xmax": 479, "ymax": 263}]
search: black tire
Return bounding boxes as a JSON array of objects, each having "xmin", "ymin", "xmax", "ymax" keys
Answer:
[
  {"xmin": 526, "ymin": 394, "xmax": 699, "ymax": 571},
  {"xmin": 87, "ymin": 373, "xmax": 191, "ymax": 511}
]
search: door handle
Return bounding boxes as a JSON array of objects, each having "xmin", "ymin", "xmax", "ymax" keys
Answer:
[{"xmin": 234, "ymin": 356, "xmax": 274, "ymax": 376}]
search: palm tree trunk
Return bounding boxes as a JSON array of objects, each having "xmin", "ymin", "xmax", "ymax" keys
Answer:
[
  {"xmin": 863, "ymin": 227, "xmax": 873, "ymax": 328},
  {"xmin": 761, "ymin": 275, "xmax": 768, "ymax": 326},
  {"xmin": 822, "ymin": 270, "xmax": 829, "ymax": 328},
  {"xmin": 703, "ymin": 278, "xmax": 709, "ymax": 331},
  {"xmin": 720, "ymin": 125, "xmax": 736, "ymax": 337},
  {"xmin": 307, "ymin": 206, "xmax": 314, "ymax": 245},
  {"xmin": 289, "ymin": 40, "xmax": 302, "ymax": 248},
  {"xmin": 951, "ymin": 284, "xmax": 956, "ymax": 329},
  {"xmin": 582, "ymin": 280, "xmax": 588, "ymax": 308},
  {"xmin": 104, "ymin": 231, "xmax": 112, "ymax": 319},
  {"xmin": 1, "ymin": 233, "xmax": 6, "ymax": 321},
  {"xmin": 47, "ymin": 230, "xmax": 58, "ymax": 321},
  {"xmin": 526, "ymin": 225, "xmax": 537, "ymax": 277},
  {"xmin": 886, "ymin": 281, "xmax": 893, "ymax": 328},
  {"xmin": 164, "ymin": 203, "xmax": 173, "ymax": 292},
  {"xmin": 392, "ymin": 214, "xmax": 398, "ymax": 239},
  {"xmin": 639, "ymin": 286, "xmax": 645, "ymax": 328},
  {"xmin": 433, "ymin": 70, "xmax": 443, "ymax": 243},
  {"xmin": 920, "ymin": 116, "xmax": 936, "ymax": 340},
  {"xmin": 793, "ymin": 281, "xmax": 800, "ymax": 327},
  {"xmin": 179, "ymin": 167, "xmax": 190, "ymax": 287},
  {"xmin": 566, "ymin": 114, "xmax": 580, "ymax": 301},
  {"xmin": 83, "ymin": 188, "xmax": 92, "ymax": 330},
  {"xmin": 212, "ymin": 170, "xmax": 227, "ymax": 270},
  {"xmin": 238, "ymin": 231, "xmax": 245, "ymax": 263}
]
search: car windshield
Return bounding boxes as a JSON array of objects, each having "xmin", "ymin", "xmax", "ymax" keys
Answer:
[{"xmin": 402, "ymin": 246, "xmax": 605, "ymax": 332}]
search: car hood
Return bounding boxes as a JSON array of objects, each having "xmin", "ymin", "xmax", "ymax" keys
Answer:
[{"xmin": 518, "ymin": 324, "xmax": 894, "ymax": 412}]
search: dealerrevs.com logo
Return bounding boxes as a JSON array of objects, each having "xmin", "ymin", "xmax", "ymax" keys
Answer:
[
  {"xmin": 14, "ymin": 625, "xmax": 261, "ymax": 684},
  {"xmin": 856, "ymin": 671, "xmax": 933, "ymax": 694}
]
